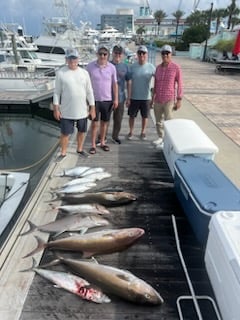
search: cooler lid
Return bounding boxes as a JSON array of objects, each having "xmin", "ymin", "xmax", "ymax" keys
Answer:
[
  {"xmin": 164, "ymin": 119, "xmax": 219, "ymax": 154},
  {"xmin": 175, "ymin": 157, "xmax": 240, "ymax": 213}
]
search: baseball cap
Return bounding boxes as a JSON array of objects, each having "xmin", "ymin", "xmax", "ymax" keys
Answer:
[
  {"xmin": 97, "ymin": 45, "xmax": 109, "ymax": 53},
  {"xmin": 113, "ymin": 45, "xmax": 123, "ymax": 54},
  {"xmin": 161, "ymin": 44, "xmax": 172, "ymax": 53},
  {"xmin": 65, "ymin": 48, "xmax": 79, "ymax": 59},
  {"xmin": 137, "ymin": 45, "xmax": 148, "ymax": 53}
]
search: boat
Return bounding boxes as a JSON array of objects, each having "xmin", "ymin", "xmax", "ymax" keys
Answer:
[
  {"xmin": 35, "ymin": 0, "xmax": 97, "ymax": 67},
  {"xmin": 98, "ymin": 25, "xmax": 123, "ymax": 43},
  {"xmin": 0, "ymin": 171, "xmax": 30, "ymax": 243}
]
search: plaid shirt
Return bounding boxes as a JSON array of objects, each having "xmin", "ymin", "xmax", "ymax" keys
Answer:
[{"xmin": 153, "ymin": 61, "xmax": 183, "ymax": 103}]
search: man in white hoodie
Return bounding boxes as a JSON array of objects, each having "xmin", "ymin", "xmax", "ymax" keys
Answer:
[{"xmin": 53, "ymin": 48, "xmax": 95, "ymax": 160}]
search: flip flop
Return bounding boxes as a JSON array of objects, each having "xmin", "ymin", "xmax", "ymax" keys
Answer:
[
  {"xmin": 89, "ymin": 147, "xmax": 96, "ymax": 154},
  {"xmin": 100, "ymin": 145, "xmax": 110, "ymax": 152}
]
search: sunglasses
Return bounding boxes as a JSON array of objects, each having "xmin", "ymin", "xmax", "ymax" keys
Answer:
[
  {"xmin": 98, "ymin": 52, "xmax": 108, "ymax": 56},
  {"xmin": 161, "ymin": 51, "xmax": 171, "ymax": 55},
  {"xmin": 137, "ymin": 51, "xmax": 146, "ymax": 55}
]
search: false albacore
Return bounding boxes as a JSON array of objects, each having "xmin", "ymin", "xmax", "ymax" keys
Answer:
[
  {"xmin": 49, "ymin": 257, "xmax": 164, "ymax": 305},
  {"xmin": 22, "ymin": 227, "xmax": 145, "ymax": 258},
  {"xmin": 19, "ymin": 214, "xmax": 110, "ymax": 237},
  {"xmin": 48, "ymin": 203, "xmax": 110, "ymax": 215},
  {"xmin": 20, "ymin": 258, "xmax": 110, "ymax": 304},
  {"xmin": 55, "ymin": 191, "xmax": 137, "ymax": 207},
  {"xmin": 55, "ymin": 167, "xmax": 104, "ymax": 178}
]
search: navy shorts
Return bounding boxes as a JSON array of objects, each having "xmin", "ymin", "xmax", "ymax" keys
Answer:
[
  {"xmin": 60, "ymin": 118, "xmax": 88, "ymax": 135},
  {"xmin": 93, "ymin": 101, "xmax": 113, "ymax": 122},
  {"xmin": 128, "ymin": 99, "xmax": 150, "ymax": 118}
]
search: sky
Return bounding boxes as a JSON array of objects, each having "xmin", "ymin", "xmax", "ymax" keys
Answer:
[{"xmin": 0, "ymin": 0, "xmax": 238, "ymax": 36}]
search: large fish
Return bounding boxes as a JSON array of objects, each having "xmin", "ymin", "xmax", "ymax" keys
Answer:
[
  {"xmin": 55, "ymin": 167, "xmax": 104, "ymax": 178},
  {"xmin": 20, "ymin": 258, "xmax": 110, "ymax": 304},
  {"xmin": 23, "ymin": 227, "xmax": 145, "ymax": 258},
  {"xmin": 20, "ymin": 214, "xmax": 110, "ymax": 237},
  {"xmin": 48, "ymin": 203, "xmax": 110, "ymax": 215},
  {"xmin": 49, "ymin": 257, "xmax": 164, "ymax": 305},
  {"xmin": 54, "ymin": 182, "xmax": 97, "ymax": 194},
  {"xmin": 56, "ymin": 191, "xmax": 137, "ymax": 207},
  {"xmin": 62, "ymin": 172, "xmax": 112, "ymax": 188}
]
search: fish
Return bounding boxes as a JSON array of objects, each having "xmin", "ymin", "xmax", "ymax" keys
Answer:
[
  {"xmin": 55, "ymin": 191, "xmax": 137, "ymax": 207},
  {"xmin": 48, "ymin": 203, "xmax": 110, "ymax": 215},
  {"xmin": 20, "ymin": 258, "xmax": 111, "ymax": 304},
  {"xmin": 19, "ymin": 214, "xmax": 110, "ymax": 237},
  {"xmin": 55, "ymin": 166, "xmax": 104, "ymax": 178},
  {"xmin": 62, "ymin": 172, "xmax": 112, "ymax": 188},
  {"xmin": 22, "ymin": 227, "xmax": 145, "ymax": 259},
  {"xmin": 49, "ymin": 257, "xmax": 164, "ymax": 305},
  {"xmin": 54, "ymin": 182, "xmax": 97, "ymax": 194}
]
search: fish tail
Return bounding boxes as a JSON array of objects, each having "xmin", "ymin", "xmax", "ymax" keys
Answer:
[
  {"xmin": 19, "ymin": 220, "xmax": 37, "ymax": 236},
  {"xmin": 22, "ymin": 236, "xmax": 47, "ymax": 258},
  {"xmin": 19, "ymin": 257, "xmax": 37, "ymax": 272}
]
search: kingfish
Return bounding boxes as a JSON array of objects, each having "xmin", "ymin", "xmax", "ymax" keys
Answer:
[
  {"xmin": 56, "ymin": 191, "xmax": 137, "ymax": 207},
  {"xmin": 50, "ymin": 257, "xmax": 164, "ymax": 305},
  {"xmin": 48, "ymin": 203, "xmax": 110, "ymax": 215},
  {"xmin": 20, "ymin": 258, "xmax": 110, "ymax": 304},
  {"xmin": 20, "ymin": 214, "xmax": 109, "ymax": 237},
  {"xmin": 55, "ymin": 166, "xmax": 104, "ymax": 178},
  {"xmin": 23, "ymin": 227, "xmax": 145, "ymax": 258}
]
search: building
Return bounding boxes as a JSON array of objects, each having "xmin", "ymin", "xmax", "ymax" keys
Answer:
[{"xmin": 100, "ymin": 9, "xmax": 134, "ymax": 33}]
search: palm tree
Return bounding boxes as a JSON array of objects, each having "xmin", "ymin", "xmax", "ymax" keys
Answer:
[
  {"xmin": 154, "ymin": 10, "xmax": 167, "ymax": 36},
  {"xmin": 172, "ymin": 9, "xmax": 185, "ymax": 43},
  {"xmin": 211, "ymin": 8, "xmax": 228, "ymax": 34},
  {"xmin": 226, "ymin": 0, "xmax": 239, "ymax": 29}
]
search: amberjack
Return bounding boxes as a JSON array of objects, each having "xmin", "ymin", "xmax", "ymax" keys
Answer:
[
  {"xmin": 56, "ymin": 191, "xmax": 137, "ymax": 207},
  {"xmin": 48, "ymin": 203, "xmax": 110, "ymax": 215},
  {"xmin": 23, "ymin": 228, "xmax": 145, "ymax": 258},
  {"xmin": 49, "ymin": 257, "xmax": 164, "ymax": 305}
]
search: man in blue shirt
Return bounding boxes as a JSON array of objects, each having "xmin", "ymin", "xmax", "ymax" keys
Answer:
[{"xmin": 110, "ymin": 45, "xmax": 131, "ymax": 144}]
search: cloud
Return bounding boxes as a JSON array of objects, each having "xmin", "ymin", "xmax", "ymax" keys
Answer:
[{"xmin": 0, "ymin": 0, "xmax": 235, "ymax": 36}]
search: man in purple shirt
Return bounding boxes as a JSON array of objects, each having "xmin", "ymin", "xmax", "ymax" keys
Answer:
[{"xmin": 86, "ymin": 45, "xmax": 118, "ymax": 154}]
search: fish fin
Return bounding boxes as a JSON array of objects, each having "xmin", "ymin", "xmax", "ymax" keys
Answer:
[
  {"xmin": 51, "ymin": 230, "xmax": 64, "ymax": 238},
  {"xmin": 79, "ymin": 227, "xmax": 88, "ymax": 235},
  {"xmin": 19, "ymin": 220, "xmax": 37, "ymax": 236},
  {"xmin": 19, "ymin": 257, "xmax": 37, "ymax": 272},
  {"xmin": 22, "ymin": 236, "xmax": 47, "ymax": 258},
  {"xmin": 40, "ymin": 258, "xmax": 61, "ymax": 268},
  {"xmin": 116, "ymin": 273, "xmax": 132, "ymax": 282}
]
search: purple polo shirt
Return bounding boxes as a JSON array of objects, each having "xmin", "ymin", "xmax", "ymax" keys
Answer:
[{"xmin": 86, "ymin": 60, "xmax": 117, "ymax": 101}]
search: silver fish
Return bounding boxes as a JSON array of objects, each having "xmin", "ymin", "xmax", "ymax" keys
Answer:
[
  {"xmin": 48, "ymin": 203, "xmax": 110, "ymax": 215},
  {"xmin": 55, "ymin": 182, "xmax": 97, "ymax": 194},
  {"xmin": 23, "ymin": 227, "xmax": 145, "ymax": 258},
  {"xmin": 20, "ymin": 258, "xmax": 110, "ymax": 304},
  {"xmin": 20, "ymin": 214, "xmax": 110, "ymax": 236},
  {"xmin": 62, "ymin": 172, "xmax": 112, "ymax": 188},
  {"xmin": 52, "ymin": 257, "xmax": 164, "ymax": 305},
  {"xmin": 56, "ymin": 191, "xmax": 137, "ymax": 207},
  {"xmin": 55, "ymin": 167, "xmax": 104, "ymax": 178}
]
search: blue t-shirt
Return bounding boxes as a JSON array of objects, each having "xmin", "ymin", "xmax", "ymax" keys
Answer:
[
  {"xmin": 111, "ymin": 61, "xmax": 131, "ymax": 103},
  {"xmin": 130, "ymin": 62, "xmax": 155, "ymax": 100}
]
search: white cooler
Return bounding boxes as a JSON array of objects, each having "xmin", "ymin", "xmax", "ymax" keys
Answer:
[
  {"xmin": 205, "ymin": 211, "xmax": 240, "ymax": 320},
  {"xmin": 163, "ymin": 119, "xmax": 219, "ymax": 177}
]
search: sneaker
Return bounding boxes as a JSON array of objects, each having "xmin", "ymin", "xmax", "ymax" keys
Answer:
[
  {"xmin": 77, "ymin": 150, "xmax": 89, "ymax": 158},
  {"xmin": 140, "ymin": 133, "xmax": 146, "ymax": 140},
  {"xmin": 112, "ymin": 137, "xmax": 121, "ymax": 144},
  {"xmin": 127, "ymin": 133, "xmax": 133, "ymax": 140},
  {"xmin": 56, "ymin": 154, "xmax": 66, "ymax": 162},
  {"xmin": 155, "ymin": 142, "xmax": 164, "ymax": 149},
  {"xmin": 153, "ymin": 138, "xmax": 163, "ymax": 145}
]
